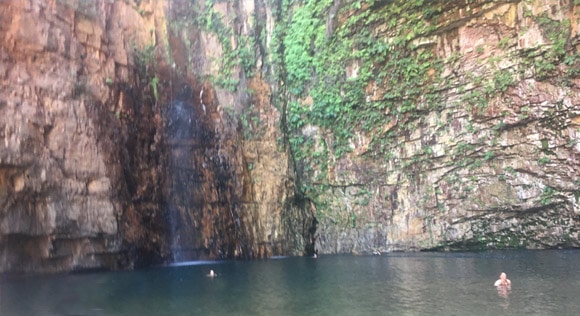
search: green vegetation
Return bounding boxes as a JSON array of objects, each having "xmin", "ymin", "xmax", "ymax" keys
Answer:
[
  {"xmin": 498, "ymin": 36, "xmax": 511, "ymax": 50},
  {"xmin": 135, "ymin": 43, "xmax": 156, "ymax": 69},
  {"xmin": 538, "ymin": 157, "xmax": 551, "ymax": 165},
  {"xmin": 266, "ymin": 0, "xmax": 580, "ymax": 226},
  {"xmin": 539, "ymin": 186, "xmax": 556, "ymax": 205},
  {"xmin": 122, "ymin": 0, "xmax": 579, "ymax": 239},
  {"xmin": 274, "ymin": 0, "xmax": 449, "ymax": 202},
  {"xmin": 134, "ymin": 43, "xmax": 161, "ymax": 105},
  {"xmin": 167, "ymin": 0, "xmax": 258, "ymax": 91},
  {"xmin": 150, "ymin": 76, "xmax": 159, "ymax": 102},
  {"xmin": 520, "ymin": 13, "xmax": 578, "ymax": 81}
]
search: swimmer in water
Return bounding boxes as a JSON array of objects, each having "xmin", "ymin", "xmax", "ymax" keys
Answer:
[
  {"xmin": 494, "ymin": 272, "xmax": 511, "ymax": 287},
  {"xmin": 207, "ymin": 269, "xmax": 217, "ymax": 277}
]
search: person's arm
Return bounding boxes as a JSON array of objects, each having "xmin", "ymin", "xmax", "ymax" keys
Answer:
[{"xmin": 494, "ymin": 280, "xmax": 501, "ymax": 286}]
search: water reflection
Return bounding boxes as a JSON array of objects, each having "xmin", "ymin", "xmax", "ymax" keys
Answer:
[{"xmin": 2, "ymin": 250, "xmax": 580, "ymax": 316}]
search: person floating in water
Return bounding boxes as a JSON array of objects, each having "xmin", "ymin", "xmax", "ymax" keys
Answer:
[
  {"xmin": 207, "ymin": 269, "xmax": 217, "ymax": 278},
  {"xmin": 494, "ymin": 272, "xmax": 511, "ymax": 287},
  {"xmin": 495, "ymin": 272, "xmax": 511, "ymax": 300}
]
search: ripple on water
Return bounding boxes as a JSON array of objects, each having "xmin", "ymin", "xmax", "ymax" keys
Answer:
[
  {"xmin": 165, "ymin": 260, "xmax": 222, "ymax": 267},
  {"xmin": 3, "ymin": 251, "xmax": 580, "ymax": 316}
]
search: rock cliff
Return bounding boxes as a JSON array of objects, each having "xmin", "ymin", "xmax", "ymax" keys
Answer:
[
  {"xmin": 0, "ymin": 0, "xmax": 314, "ymax": 272},
  {"xmin": 0, "ymin": 0, "xmax": 578, "ymax": 273},
  {"xmin": 282, "ymin": 0, "xmax": 580, "ymax": 254}
]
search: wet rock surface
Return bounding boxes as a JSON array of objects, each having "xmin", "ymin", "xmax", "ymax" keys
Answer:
[
  {"xmin": 0, "ymin": 0, "xmax": 314, "ymax": 272},
  {"xmin": 1, "ymin": 0, "xmax": 579, "ymax": 272},
  {"xmin": 304, "ymin": 1, "xmax": 580, "ymax": 254}
]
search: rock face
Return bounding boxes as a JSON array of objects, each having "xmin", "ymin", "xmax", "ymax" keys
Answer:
[
  {"xmin": 0, "ymin": 0, "xmax": 169, "ymax": 272},
  {"xmin": 281, "ymin": 0, "xmax": 580, "ymax": 254},
  {"xmin": 0, "ymin": 0, "xmax": 579, "ymax": 273},
  {"xmin": 157, "ymin": 0, "xmax": 316, "ymax": 262},
  {"xmin": 0, "ymin": 0, "xmax": 315, "ymax": 273}
]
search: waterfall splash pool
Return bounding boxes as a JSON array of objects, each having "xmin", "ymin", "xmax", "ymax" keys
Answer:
[{"xmin": 2, "ymin": 250, "xmax": 580, "ymax": 315}]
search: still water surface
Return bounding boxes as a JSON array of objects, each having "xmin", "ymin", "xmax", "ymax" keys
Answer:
[{"xmin": 2, "ymin": 250, "xmax": 580, "ymax": 315}]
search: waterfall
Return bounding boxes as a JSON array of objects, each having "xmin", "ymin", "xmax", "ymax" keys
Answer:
[{"xmin": 166, "ymin": 99, "xmax": 199, "ymax": 262}]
